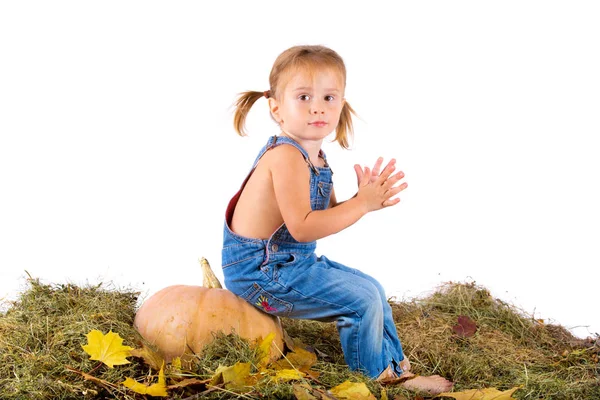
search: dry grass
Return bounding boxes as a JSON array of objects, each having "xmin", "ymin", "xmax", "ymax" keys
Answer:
[
  {"xmin": 1, "ymin": 277, "xmax": 597, "ymax": 399},
  {"xmin": 0, "ymin": 276, "xmax": 146, "ymax": 399},
  {"xmin": 390, "ymin": 282, "xmax": 599, "ymax": 398}
]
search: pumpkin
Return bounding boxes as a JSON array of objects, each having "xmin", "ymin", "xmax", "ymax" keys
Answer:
[{"xmin": 133, "ymin": 257, "xmax": 285, "ymax": 365}]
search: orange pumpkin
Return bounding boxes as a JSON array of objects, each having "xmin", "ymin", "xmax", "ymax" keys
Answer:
[{"xmin": 133, "ymin": 258, "xmax": 285, "ymax": 365}]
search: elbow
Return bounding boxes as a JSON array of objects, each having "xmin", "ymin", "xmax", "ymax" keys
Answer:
[{"xmin": 286, "ymin": 225, "xmax": 314, "ymax": 243}]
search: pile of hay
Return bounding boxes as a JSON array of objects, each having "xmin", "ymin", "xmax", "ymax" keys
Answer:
[
  {"xmin": 389, "ymin": 283, "xmax": 599, "ymax": 397},
  {"xmin": 0, "ymin": 277, "xmax": 146, "ymax": 399},
  {"xmin": 1, "ymin": 277, "xmax": 597, "ymax": 399}
]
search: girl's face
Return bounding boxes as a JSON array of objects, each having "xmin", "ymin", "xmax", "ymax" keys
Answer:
[{"xmin": 269, "ymin": 68, "xmax": 345, "ymax": 144}]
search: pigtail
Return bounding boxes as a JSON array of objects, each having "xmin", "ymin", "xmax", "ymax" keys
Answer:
[
  {"xmin": 233, "ymin": 91, "xmax": 267, "ymax": 136},
  {"xmin": 334, "ymin": 100, "xmax": 359, "ymax": 149}
]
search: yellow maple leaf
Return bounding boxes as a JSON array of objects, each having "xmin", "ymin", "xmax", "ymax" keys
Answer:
[
  {"xmin": 436, "ymin": 386, "xmax": 522, "ymax": 400},
  {"xmin": 256, "ymin": 332, "xmax": 276, "ymax": 368},
  {"xmin": 272, "ymin": 368, "xmax": 306, "ymax": 382},
  {"xmin": 210, "ymin": 362, "xmax": 255, "ymax": 392},
  {"xmin": 329, "ymin": 380, "xmax": 376, "ymax": 400},
  {"xmin": 122, "ymin": 364, "xmax": 168, "ymax": 397},
  {"xmin": 82, "ymin": 330, "xmax": 133, "ymax": 368},
  {"xmin": 275, "ymin": 346, "xmax": 317, "ymax": 372}
]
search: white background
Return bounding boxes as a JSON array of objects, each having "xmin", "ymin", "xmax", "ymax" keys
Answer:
[{"xmin": 1, "ymin": 1, "xmax": 598, "ymax": 339}]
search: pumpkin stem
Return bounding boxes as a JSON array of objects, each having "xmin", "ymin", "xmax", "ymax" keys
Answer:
[{"xmin": 199, "ymin": 257, "xmax": 223, "ymax": 289}]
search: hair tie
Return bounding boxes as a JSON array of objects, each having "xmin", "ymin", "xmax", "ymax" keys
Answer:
[{"xmin": 263, "ymin": 90, "xmax": 271, "ymax": 99}]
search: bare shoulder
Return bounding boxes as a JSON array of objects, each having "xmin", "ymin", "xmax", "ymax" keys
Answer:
[{"xmin": 260, "ymin": 143, "xmax": 307, "ymax": 170}]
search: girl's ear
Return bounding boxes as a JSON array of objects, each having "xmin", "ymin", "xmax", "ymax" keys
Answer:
[{"xmin": 268, "ymin": 98, "xmax": 281, "ymax": 122}]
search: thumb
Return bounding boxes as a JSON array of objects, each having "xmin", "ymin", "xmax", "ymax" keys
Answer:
[
  {"xmin": 359, "ymin": 166, "xmax": 371, "ymax": 187},
  {"xmin": 354, "ymin": 164, "xmax": 363, "ymax": 184}
]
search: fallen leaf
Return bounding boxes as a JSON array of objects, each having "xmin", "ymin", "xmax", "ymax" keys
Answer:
[
  {"xmin": 381, "ymin": 388, "xmax": 388, "ymax": 400},
  {"xmin": 171, "ymin": 356, "xmax": 182, "ymax": 370},
  {"xmin": 130, "ymin": 343, "xmax": 164, "ymax": 371},
  {"xmin": 167, "ymin": 356, "xmax": 184, "ymax": 380},
  {"xmin": 329, "ymin": 381, "xmax": 376, "ymax": 400},
  {"xmin": 272, "ymin": 368, "xmax": 306, "ymax": 382},
  {"xmin": 122, "ymin": 378, "xmax": 167, "ymax": 397},
  {"xmin": 257, "ymin": 332, "xmax": 276, "ymax": 368},
  {"xmin": 293, "ymin": 383, "xmax": 320, "ymax": 400},
  {"xmin": 167, "ymin": 377, "xmax": 210, "ymax": 390},
  {"xmin": 122, "ymin": 364, "xmax": 168, "ymax": 397},
  {"xmin": 209, "ymin": 364, "xmax": 226, "ymax": 386},
  {"xmin": 283, "ymin": 329, "xmax": 297, "ymax": 351},
  {"xmin": 436, "ymin": 386, "xmax": 522, "ymax": 400},
  {"xmin": 210, "ymin": 362, "xmax": 255, "ymax": 392},
  {"xmin": 275, "ymin": 346, "xmax": 317, "ymax": 372},
  {"xmin": 452, "ymin": 315, "xmax": 478, "ymax": 338},
  {"xmin": 82, "ymin": 330, "xmax": 133, "ymax": 368}
]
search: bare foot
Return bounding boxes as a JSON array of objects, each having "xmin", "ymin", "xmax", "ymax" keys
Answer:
[
  {"xmin": 376, "ymin": 361, "xmax": 452, "ymax": 395},
  {"xmin": 400, "ymin": 375, "xmax": 454, "ymax": 395}
]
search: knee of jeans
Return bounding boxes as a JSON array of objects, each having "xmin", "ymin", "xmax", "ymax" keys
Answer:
[
  {"xmin": 362, "ymin": 285, "xmax": 384, "ymax": 311},
  {"xmin": 373, "ymin": 280, "xmax": 387, "ymax": 299},
  {"xmin": 355, "ymin": 292, "xmax": 384, "ymax": 327}
]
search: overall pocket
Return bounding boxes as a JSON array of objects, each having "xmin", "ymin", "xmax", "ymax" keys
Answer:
[
  {"xmin": 240, "ymin": 282, "xmax": 293, "ymax": 316},
  {"xmin": 268, "ymin": 253, "xmax": 299, "ymax": 287},
  {"xmin": 314, "ymin": 181, "xmax": 333, "ymax": 209}
]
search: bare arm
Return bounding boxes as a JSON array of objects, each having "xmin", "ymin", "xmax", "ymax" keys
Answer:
[{"xmin": 270, "ymin": 147, "xmax": 406, "ymax": 242}]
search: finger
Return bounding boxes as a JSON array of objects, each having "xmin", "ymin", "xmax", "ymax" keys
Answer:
[
  {"xmin": 372, "ymin": 158, "xmax": 396, "ymax": 183},
  {"xmin": 360, "ymin": 166, "xmax": 371, "ymax": 186},
  {"xmin": 380, "ymin": 158, "xmax": 396, "ymax": 172},
  {"xmin": 370, "ymin": 157, "xmax": 384, "ymax": 180},
  {"xmin": 384, "ymin": 182, "xmax": 408, "ymax": 198},
  {"xmin": 382, "ymin": 197, "xmax": 401, "ymax": 207},
  {"xmin": 381, "ymin": 183, "xmax": 407, "ymax": 207},
  {"xmin": 382, "ymin": 171, "xmax": 406, "ymax": 190},
  {"xmin": 354, "ymin": 164, "xmax": 363, "ymax": 184},
  {"xmin": 376, "ymin": 162, "xmax": 397, "ymax": 184}
]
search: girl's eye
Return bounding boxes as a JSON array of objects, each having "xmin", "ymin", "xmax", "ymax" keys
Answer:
[{"xmin": 298, "ymin": 95, "xmax": 336, "ymax": 101}]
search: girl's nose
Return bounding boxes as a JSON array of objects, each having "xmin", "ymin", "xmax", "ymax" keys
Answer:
[
  {"xmin": 310, "ymin": 97, "xmax": 326, "ymax": 114},
  {"xmin": 310, "ymin": 104, "xmax": 325, "ymax": 114}
]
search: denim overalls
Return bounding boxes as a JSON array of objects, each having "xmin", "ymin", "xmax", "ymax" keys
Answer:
[{"xmin": 221, "ymin": 135, "xmax": 405, "ymax": 378}]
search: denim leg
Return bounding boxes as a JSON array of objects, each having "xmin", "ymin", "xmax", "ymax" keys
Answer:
[
  {"xmin": 313, "ymin": 255, "xmax": 405, "ymax": 372},
  {"xmin": 268, "ymin": 254, "xmax": 391, "ymax": 378},
  {"xmin": 225, "ymin": 251, "xmax": 405, "ymax": 378}
]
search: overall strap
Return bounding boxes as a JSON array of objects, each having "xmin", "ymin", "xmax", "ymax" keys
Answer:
[{"xmin": 262, "ymin": 135, "xmax": 321, "ymax": 175}]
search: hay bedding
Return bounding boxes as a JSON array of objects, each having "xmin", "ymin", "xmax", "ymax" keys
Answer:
[{"xmin": 0, "ymin": 277, "xmax": 598, "ymax": 399}]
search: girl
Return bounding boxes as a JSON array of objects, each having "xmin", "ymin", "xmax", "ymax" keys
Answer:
[{"xmin": 221, "ymin": 45, "xmax": 452, "ymax": 394}]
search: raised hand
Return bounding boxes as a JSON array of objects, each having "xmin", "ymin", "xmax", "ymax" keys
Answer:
[
  {"xmin": 355, "ymin": 157, "xmax": 392, "ymax": 185},
  {"xmin": 354, "ymin": 157, "xmax": 408, "ymax": 212}
]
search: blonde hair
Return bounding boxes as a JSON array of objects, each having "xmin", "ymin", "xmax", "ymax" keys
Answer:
[{"xmin": 232, "ymin": 45, "xmax": 358, "ymax": 149}]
